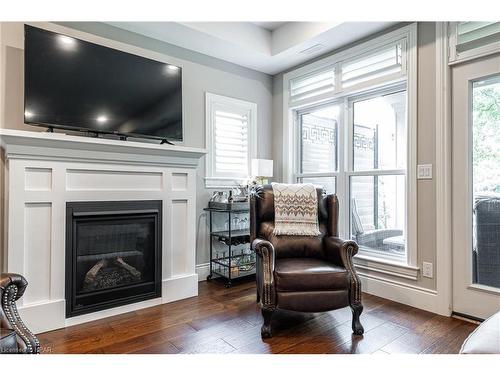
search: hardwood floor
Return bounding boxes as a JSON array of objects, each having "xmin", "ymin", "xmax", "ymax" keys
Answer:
[{"xmin": 38, "ymin": 279, "xmax": 477, "ymax": 354}]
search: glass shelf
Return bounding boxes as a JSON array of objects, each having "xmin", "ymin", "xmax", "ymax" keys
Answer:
[
  {"xmin": 211, "ymin": 265, "xmax": 256, "ymax": 280},
  {"xmin": 203, "ymin": 207, "xmax": 249, "ymax": 213},
  {"xmin": 212, "ymin": 253, "xmax": 255, "ymax": 265},
  {"xmin": 210, "ymin": 229, "xmax": 249, "ymax": 239}
]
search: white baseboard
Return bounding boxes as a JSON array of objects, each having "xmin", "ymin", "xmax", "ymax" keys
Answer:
[
  {"xmin": 18, "ymin": 300, "xmax": 66, "ymax": 334},
  {"xmin": 162, "ymin": 273, "xmax": 198, "ymax": 303},
  {"xmin": 65, "ymin": 297, "xmax": 162, "ymax": 328},
  {"xmin": 196, "ymin": 262, "xmax": 210, "ymax": 282},
  {"xmin": 359, "ymin": 273, "xmax": 450, "ymax": 316}
]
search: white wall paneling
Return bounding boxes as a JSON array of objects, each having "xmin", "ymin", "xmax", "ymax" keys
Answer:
[
  {"xmin": 66, "ymin": 169, "xmax": 163, "ymax": 191},
  {"xmin": 1, "ymin": 129, "xmax": 206, "ymax": 332},
  {"xmin": 171, "ymin": 173, "xmax": 188, "ymax": 191},
  {"xmin": 25, "ymin": 168, "xmax": 52, "ymax": 191},
  {"xmin": 23, "ymin": 202, "xmax": 52, "ymax": 305},
  {"xmin": 171, "ymin": 200, "xmax": 189, "ymax": 276}
]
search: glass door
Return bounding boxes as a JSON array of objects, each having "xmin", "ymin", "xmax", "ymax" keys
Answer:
[{"xmin": 452, "ymin": 53, "xmax": 500, "ymax": 319}]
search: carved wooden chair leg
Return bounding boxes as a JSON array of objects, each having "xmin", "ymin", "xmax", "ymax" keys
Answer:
[
  {"xmin": 350, "ymin": 302, "xmax": 364, "ymax": 335},
  {"xmin": 261, "ymin": 307, "xmax": 274, "ymax": 338}
]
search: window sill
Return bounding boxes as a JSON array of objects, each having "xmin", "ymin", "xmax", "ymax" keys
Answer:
[
  {"xmin": 205, "ymin": 176, "xmax": 246, "ymax": 189},
  {"xmin": 353, "ymin": 253, "xmax": 420, "ymax": 280}
]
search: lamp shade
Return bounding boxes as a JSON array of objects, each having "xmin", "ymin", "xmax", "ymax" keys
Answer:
[{"xmin": 251, "ymin": 159, "xmax": 273, "ymax": 177}]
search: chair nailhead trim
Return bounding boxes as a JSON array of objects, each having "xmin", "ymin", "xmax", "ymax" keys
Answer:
[{"xmin": 2, "ymin": 283, "xmax": 40, "ymax": 353}]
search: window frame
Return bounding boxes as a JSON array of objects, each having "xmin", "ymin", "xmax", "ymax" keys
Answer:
[
  {"xmin": 205, "ymin": 92, "xmax": 257, "ymax": 188},
  {"xmin": 283, "ymin": 24, "xmax": 418, "ymax": 271},
  {"xmin": 295, "ymin": 98, "xmax": 344, "ymax": 186},
  {"xmin": 346, "ymin": 84, "xmax": 408, "ymax": 263}
]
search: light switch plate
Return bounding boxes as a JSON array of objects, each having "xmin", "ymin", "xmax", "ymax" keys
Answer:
[
  {"xmin": 422, "ymin": 262, "xmax": 433, "ymax": 278},
  {"xmin": 417, "ymin": 164, "xmax": 433, "ymax": 179}
]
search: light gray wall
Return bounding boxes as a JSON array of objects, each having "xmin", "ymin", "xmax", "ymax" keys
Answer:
[
  {"xmin": 272, "ymin": 74, "xmax": 284, "ymax": 183},
  {"xmin": 414, "ymin": 22, "xmax": 437, "ymax": 290},
  {"xmin": 0, "ymin": 22, "xmax": 273, "ymax": 269},
  {"xmin": 271, "ymin": 22, "xmax": 439, "ymax": 290}
]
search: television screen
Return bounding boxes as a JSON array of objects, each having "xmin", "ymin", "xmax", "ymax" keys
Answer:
[{"xmin": 24, "ymin": 25, "xmax": 183, "ymax": 142}]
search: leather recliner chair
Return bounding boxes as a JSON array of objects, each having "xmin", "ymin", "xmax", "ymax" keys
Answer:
[
  {"xmin": 0, "ymin": 273, "xmax": 39, "ymax": 354},
  {"xmin": 250, "ymin": 185, "xmax": 364, "ymax": 338}
]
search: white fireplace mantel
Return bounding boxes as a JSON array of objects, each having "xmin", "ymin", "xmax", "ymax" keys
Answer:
[
  {"xmin": 0, "ymin": 129, "xmax": 207, "ymax": 167},
  {"xmin": 1, "ymin": 129, "xmax": 207, "ymax": 333}
]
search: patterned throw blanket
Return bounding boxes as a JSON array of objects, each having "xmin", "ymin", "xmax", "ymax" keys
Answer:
[{"xmin": 272, "ymin": 183, "xmax": 321, "ymax": 236}]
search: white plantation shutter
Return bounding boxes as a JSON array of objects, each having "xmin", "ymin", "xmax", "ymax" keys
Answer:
[
  {"xmin": 289, "ymin": 66, "xmax": 335, "ymax": 104},
  {"xmin": 214, "ymin": 109, "xmax": 249, "ymax": 175},
  {"xmin": 341, "ymin": 40, "xmax": 404, "ymax": 88},
  {"xmin": 287, "ymin": 38, "xmax": 409, "ymax": 107},
  {"xmin": 450, "ymin": 22, "xmax": 500, "ymax": 63},
  {"xmin": 205, "ymin": 93, "xmax": 257, "ymax": 187},
  {"xmin": 456, "ymin": 22, "xmax": 500, "ymax": 53}
]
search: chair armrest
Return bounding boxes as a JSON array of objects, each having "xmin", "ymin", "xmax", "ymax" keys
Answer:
[
  {"xmin": 251, "ymin": 238, "xmax": 276, "ymax": 307},
  {"xmin": 0, "ymin": 273, "xmax": 40, "ymax": 354},
  {"xmin": 252, "ymin": 238, "xmax": 276, "ymax": 265},
  {"xmin": 0, "ymin": 273, "xmax": 28, "ymax": 298},
  {"xmin": 323, "ymin": 237, "xmax": 362, "ymax": 306},
  {"xmin": 324, "ymin": 237, "xmax": 358, "ymax": 267}
]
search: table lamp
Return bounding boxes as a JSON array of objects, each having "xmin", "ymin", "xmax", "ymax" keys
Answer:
[{"xmin": 251, "ymin": 159, "xmax": 273, "ymax": 185}]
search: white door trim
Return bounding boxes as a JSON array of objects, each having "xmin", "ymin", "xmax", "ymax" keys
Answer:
[
  {"xmin": 450, "ymin": 48, "xmax": 500, "ymax": 319},
  {"xmin": 434, "ymin": 22, "xmax": 453, "ymax": 316}
]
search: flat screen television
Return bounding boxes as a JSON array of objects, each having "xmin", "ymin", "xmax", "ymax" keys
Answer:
[{"xmin": 24, "ymin": 25, "xmax": 183, "ymax": 142}]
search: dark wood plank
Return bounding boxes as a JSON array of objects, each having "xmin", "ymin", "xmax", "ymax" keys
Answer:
[
  {"xmin": 334, "ymin": 322, "xmax": 408, "ymax": 354},
  {"xmin": 130, "ymin": 341, "xmax": 180, "ymax": 354},
  {"xmin": 169, "ymin": 316, "xmax": 255, "ymax": 353},
  {"xmin": 38, "ymin": 280, "xmax": 476, "ymax": 354},
  {"xmin": 230, "ymin": 311, "xmax": 346, "ymax": 354},
  {"xmin": 84, "ymin": 322, "xmax": 196, "ymax": 354},
  {"xmin": 421, "ymin": 320, "xmax": 477, "ymax": 354},
  {"xmin": 278, "ymin": 311, "xmax": 387, "ymax": 354},
  {"xmin": 381, "ymin": 315, "xmax": 464, "ymax": 354},
  {"xmin": 364, "ymin": 299, "xmax": 436, "ymax": 330}
]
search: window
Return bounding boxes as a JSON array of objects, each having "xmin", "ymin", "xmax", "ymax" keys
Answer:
[
  {"xmin": 350, "ymin": 90, "xmax": 407, "ymax": 259},
  {"xmin": 296, "ymin": 103, "xmax": 339, "ymax": 194},
  {"xmin": 284, "ymin": 24, "xmax": 417, "ymax": 267},
  {"xmin": 472, "ymin": 75, "xmax": 500, "ymax": 288},
  {"xmin": 205, "ymin": 93, "xmax": 257, "ymax": 188},
  {"xmin": 449, "ymin": 22, "xmax": 500, "ymax": 64}
]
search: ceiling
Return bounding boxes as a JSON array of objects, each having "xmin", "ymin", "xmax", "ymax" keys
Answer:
[
  {"xmin": 106, "ymin": 22, "xmax": 397, "ymax": 75},
  {"xmin": 251, "ymin": 22, "xmax": 287, "ymax": 31}
]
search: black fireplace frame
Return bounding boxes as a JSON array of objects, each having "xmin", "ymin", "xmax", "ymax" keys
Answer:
[{"xmin": 65, "ymin": 200, "xmax": 162, "ymax": 318}]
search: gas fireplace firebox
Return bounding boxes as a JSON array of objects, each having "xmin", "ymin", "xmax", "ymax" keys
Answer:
[{"xmin": 65, "ymin": 200, "xmax": 162, "ymax": 317}]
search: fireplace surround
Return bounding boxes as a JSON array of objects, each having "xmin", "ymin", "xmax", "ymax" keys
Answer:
[
  {"xmin": 65, "ymin": 200, "xmax": 162, "ymax": 317},
  {"xmin": 1, "ymin": 129, "xmax": 206, "ymax": 333}
]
